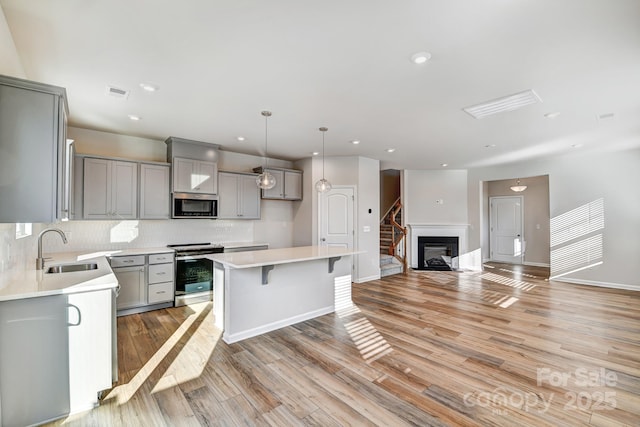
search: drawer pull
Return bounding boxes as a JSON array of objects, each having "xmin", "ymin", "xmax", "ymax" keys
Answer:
[
  {"xmin": 156, "ymin": 291, "xmax": 166, "ymax": 294},
  {"xmin": 157, "ymin": 272, "xmax": 166, "ymax": 275},
  {"xmin": 123, "ymin": 260, "xmax": 133, "ymax": 263}
]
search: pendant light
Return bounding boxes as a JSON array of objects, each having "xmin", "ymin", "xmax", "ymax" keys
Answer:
[
  {"xmin": 315, "ymin": 127, "xmax": 332, "ymax": 193},
  {"xmin": 510, "ymin": 179, "xmax": 527, "ymax": 192},
  {"xmin": 256, "ymin": 110, "xmax": 276, "ymax": 190}
]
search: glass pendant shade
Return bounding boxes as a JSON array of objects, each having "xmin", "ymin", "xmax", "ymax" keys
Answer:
[
  {"xmin": 257, "ymin": 110, "xmax": 276, "ymax": 190},
  {"xmin": 256, "ymin": 171, "xmax": 276, "ymax": 190},
  {"xmin": 315, "ymin": 126, "xmax": 332, "ymax": 193},
  {"xmin": 315, "ymin": 178, "xmax": 332, "ymax": 193}
]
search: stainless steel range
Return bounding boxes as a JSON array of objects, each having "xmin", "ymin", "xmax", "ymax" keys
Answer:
[{"xmin": 168, "ymin": 243, "xmax": 224, "ymax": 307}]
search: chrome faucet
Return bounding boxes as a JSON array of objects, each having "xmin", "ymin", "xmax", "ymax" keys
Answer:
[{"xmin": 36, "ymin": 228, "xmax": 68, "ymax": 270}]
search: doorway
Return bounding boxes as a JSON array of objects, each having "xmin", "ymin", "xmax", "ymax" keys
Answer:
[
  {"xmin": 489, "ymin": 196, "xmax": 524, "ymax": 264},
  {"xmin": 318, "ymin": 186, "xmax": 355, "ymax": 250}
]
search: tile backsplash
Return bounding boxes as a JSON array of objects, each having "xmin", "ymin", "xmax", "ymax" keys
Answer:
[{"xmin": 0, "ymin": 219, "xmax": 248, "ymax": 285}]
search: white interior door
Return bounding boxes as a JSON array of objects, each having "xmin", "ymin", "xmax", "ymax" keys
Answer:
[
  {"xmin": 319, "ymin": 187, "xmax": 354, "ymax": 249},
  {"xmin": 490, "ymin": 196, "xmax": 524, "ymax": 264}
]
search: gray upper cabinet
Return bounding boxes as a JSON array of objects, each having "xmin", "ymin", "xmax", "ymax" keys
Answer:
[
  {"xmin": 83, "ymin": 158, "xmax": 138, "ymax": 219},
  {"xmin": 172, "ymin": 157, "xmax": 218, "ymax": 194},
  {"xmin": 218, "ymin": 171, "xmax": 260, "ymax": 219},
  {"xmin": 0, "ymin": 75, "xmax": 69, "ymax": 223},
  {"xmin": 140, "ymin": 163, "xmax": 170, "ymax": 219},
  {"xmin": 254, "ymin": 167, "xmax": 303, "ymax": 201}
]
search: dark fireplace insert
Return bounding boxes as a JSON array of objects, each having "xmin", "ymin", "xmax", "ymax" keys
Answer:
[{"xmin": 417, "ymin": 236, "xmax": 459, "ymax": 271}]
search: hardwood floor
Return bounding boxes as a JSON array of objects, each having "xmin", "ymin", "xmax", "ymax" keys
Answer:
[{"xmin": 48, "ymin": 264, "xmax": 640, "ymax": 426}]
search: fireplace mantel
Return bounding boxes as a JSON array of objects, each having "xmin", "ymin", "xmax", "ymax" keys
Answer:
[{"xmin": 407, "ymin": 224, "xmax": 469, "ymax": 269}]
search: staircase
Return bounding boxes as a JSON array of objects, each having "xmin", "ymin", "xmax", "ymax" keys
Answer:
[
  {"xmin": 379, "ymin": 198, "xmax": 407, "ymax": 277},
  {"xmin": 380, "ymin": 223, "xmax": 393, "ymax": 254},
  {"xmin": 380, "ymin": 254, "xmax": 404, "ymax": 277}
]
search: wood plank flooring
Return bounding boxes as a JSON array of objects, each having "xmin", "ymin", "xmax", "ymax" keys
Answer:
[{"xmin": 48, "ymin": 263, "xmax": 640, "ymax": 426}]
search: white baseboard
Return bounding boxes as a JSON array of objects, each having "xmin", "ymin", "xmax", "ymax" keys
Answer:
[
  {"xmin": 355, "ymin": 274, "xmax": 381, "ymax": 283},
  {"xmin": 552, "ymin": 277, "xmax": 639, "ymax": 292},
  {"xmin": 523, "ymin": 261, "xmax": 550, "ymax": 267},
  {"xmin": 223, "ymin": 305, "xmax": 335, "ymax": 344}
]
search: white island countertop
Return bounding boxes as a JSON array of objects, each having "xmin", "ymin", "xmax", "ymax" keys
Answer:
[
  {"xmin": 209, "ymin": 245, "xmax": 362, "ymax": 269},
  {"xmin": 0, "ymin": 252, "xmax": 118, "ymax": 302}
]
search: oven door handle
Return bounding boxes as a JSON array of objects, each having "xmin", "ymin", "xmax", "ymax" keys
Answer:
[{"xmin": 175, "ymin": 254, "xmax": 215, "ymax": 261}]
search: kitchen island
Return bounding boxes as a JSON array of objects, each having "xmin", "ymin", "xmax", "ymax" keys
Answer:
[{"xmin": 209, "ymin": 246, "xmax": 360, "ymax": 343}]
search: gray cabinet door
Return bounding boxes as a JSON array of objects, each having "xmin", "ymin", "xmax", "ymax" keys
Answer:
[
  {"xmin": 0, "ymin": 83, "xmax": 61, "ymax": 222},
  {"xmin": 261, "ymin": 168, "xmax": 285, "ymax": 199},
  {"xmin": 218, "ymin": 172, "xmax": 260, "ymax": 219},
  {"xmin": 173, "ymin": 157, "xmax": 217, "ymax": 194},
  {"xmin": 83, "ymin": 158, "xmax": 137, "ymax": 219},
  {"xmin": 140, "ymin": 163, "xmax": 170, "ymax": 219},
  {"xmin": 283, "ymin": 170, "xmax": 302, "ymax": 200},
  {"xmin": 240, "ymin": 174, "xmax": 260, "ymax": 218},
  {"xmin": 114, "ymin": 265, "xmax": 146, "ymax": 310},
  {"xmin": 0, "ymin": 295, "xmax": 70, "ymax": 426}
]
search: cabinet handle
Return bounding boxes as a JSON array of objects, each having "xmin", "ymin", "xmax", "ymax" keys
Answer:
[
  {"xmin": 156, "ymin": 291, "xmax": 166, "ymax": 294},
  {"xmin": 157, "ymin": 272, "xmax": 166, "ymax": 275},
  {"xmin": 123, "ymin": 260, "xmax": 134, "ymax": 263}
]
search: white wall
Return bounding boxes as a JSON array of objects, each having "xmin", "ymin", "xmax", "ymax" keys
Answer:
[
  {"xmin": 404, "ymin": 169, "xmax": 468, "ymax": 225},
  {"xmin": 468, "ymin": 147, "xmax": 640, "ymax": 289},
  {"xmin": 294, "ymin": 156, "xmax": 381, "ymax": 282},
  {"xmin": 0, "ymin": 7, "xmax": 25, "ymax": 78}
]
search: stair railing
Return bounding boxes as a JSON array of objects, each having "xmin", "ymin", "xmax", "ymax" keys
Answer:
[{"xmin": 388, "ymin": 199, "xmax": 408, "ymax": 274}]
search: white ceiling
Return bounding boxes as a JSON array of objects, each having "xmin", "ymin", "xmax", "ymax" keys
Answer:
[{"xmin": 2, "ymin": 0, "xmax": 639, "ymax": 170}]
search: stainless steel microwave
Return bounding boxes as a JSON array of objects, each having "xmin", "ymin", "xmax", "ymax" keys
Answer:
[{"xmin": 172, "ymin": 193, "xmax": 218, "ymax": 218}]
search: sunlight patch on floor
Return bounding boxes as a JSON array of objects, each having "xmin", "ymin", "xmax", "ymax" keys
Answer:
[
  {"xmin": 481, "ymin": 272, "xmax": 536, "ymax": 291},
  {"xmin": 107, "ymin": 303, "xmax": 219, "ymax": 404},
  {"xmin": 344, "ymin": 316, "xmax": 393, "ymax": 363}
]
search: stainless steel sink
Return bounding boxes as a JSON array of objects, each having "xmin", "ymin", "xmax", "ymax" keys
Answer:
[{"xmin": 46, "ymin": 262, "xmax": 99, "ymax": 274}]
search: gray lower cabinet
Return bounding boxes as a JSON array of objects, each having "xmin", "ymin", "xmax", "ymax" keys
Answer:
[
  {"xmin": 0, "ymin": 289, "xmax": 114, "ymax": 426},
  {"xmin": 218, "ymin": 171, "xmax": 261, "ymax": 219},
  {"xmin": 112, "ymin": 252, "xmax": 174, "ymax": 315},
  {"xmin": 147, "ymin": 253, "xmax": 174, "ymax": 304},
  {"xmin": 112, "ymin": 256, "xmax": 146, "ymax": 310},
  {"xmin": 0, "ymin": 75, "xmax": 69, "ymax": 223}
]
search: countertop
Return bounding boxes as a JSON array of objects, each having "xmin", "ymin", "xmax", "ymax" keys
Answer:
[
  {"xmin": 0, "ymin": 251, "xmax": 118, "ymax": 302},
  {"xmin": 222, "ymin": 242, "xmax": 269, "ymax": 250},
  {"xmin": 208, "ymin": 245, "xmax": 362, "ymax": 269}
]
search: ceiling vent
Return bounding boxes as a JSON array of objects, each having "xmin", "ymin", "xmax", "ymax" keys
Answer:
[
  {"xmin": 105, "ymin": 85, "xmax": 130, "ymax": 99},
  {"xmin": 463, "ymin": 89, "xmax": 542, "ymax": 119}
]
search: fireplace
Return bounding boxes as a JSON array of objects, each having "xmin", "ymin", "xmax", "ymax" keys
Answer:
[{"xmin": 417, "ymin": 236, "xmax": 459, "ymax": 271}]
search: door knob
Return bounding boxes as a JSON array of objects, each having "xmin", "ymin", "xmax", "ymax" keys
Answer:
[{"xmin": 320, "ymin": 238, "xmax": 326, "ymax": 242}]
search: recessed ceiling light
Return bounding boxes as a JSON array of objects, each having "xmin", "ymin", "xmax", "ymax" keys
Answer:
[
  {"xmin": 312, "ymin": 152, "xmax": 319, "ymax": 156},
  {"xmin": 463, "ymin": 89, "xmax": 542, "ymax": 119},
  {"xmin": 411, "ymin": 51, "xmax": 432, "ymax": 64},
  {"xmin": 237, "ymin": 136, "xmax": 245, "ymax": 142},
  {"xmin": 386, "ymin": 148, "xmax": 395, "ymax": 153},
  {"xmin": 128, "ymin": 115, "xmax": 141, "ymax": 121},
  {"xmin": 544, "ymin": 112, "xmax": 561, "ymax": 119},
  {"xmin": 441, "ymin": 163, "xmax": 448, "ymax": 167},
  {"xmin": 139, "ymin": 83, "xmax": 159, "ymax": 92},
  {"xmin": 351, "ymin": 140, "xmax": 360, "ymax": 145}
]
